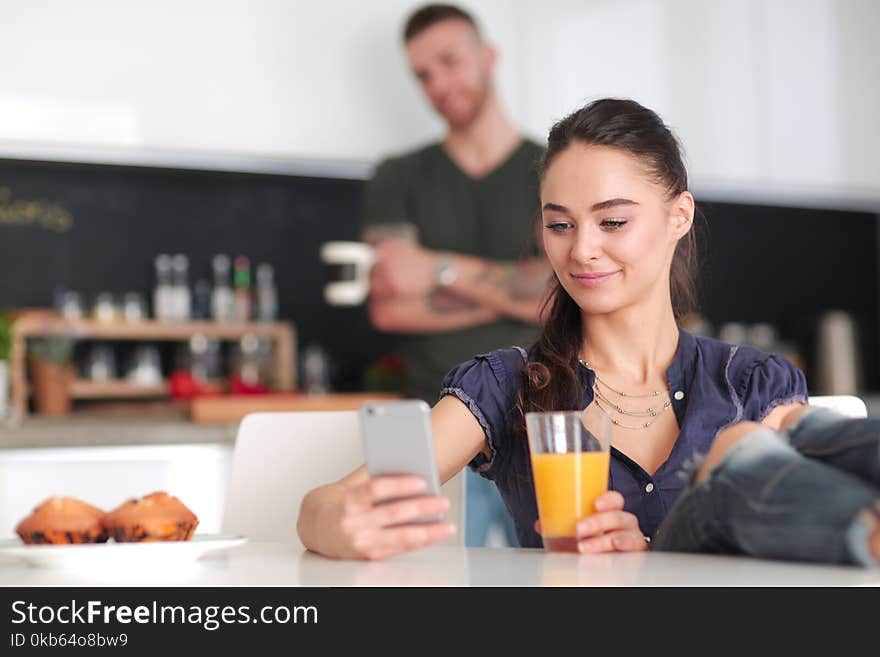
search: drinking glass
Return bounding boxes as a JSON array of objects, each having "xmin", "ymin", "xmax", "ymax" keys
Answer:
[{"xmin": 526, "ymin": 404, "xmax": 612, "ymax": 552}]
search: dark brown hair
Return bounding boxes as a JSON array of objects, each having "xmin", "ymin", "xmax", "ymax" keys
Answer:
[
  {"xmin": 519, "ymin": 98, "xmax": 699, "ymax": 415},
  {"xmin": 403, "ymin": 4, "xmax": 481, "ymax": 42}
]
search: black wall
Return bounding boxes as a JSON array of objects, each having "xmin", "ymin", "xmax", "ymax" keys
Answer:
[
  {"xmin": 1, "ymin": 157, "xmax": 878, "ymax": 392},
  {"xmin": 0, "ymin": 157, "xmax": 390, "ymax": 390},
  {"xmin": 696, "ymin": 200, "xmax": 879, "ymax": 390}
]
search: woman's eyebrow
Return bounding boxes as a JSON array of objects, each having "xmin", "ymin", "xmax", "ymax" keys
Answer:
[
  {"xmin": 542, "ymin": 202, "xmax": 569, "ymax": 213},
  {"xmin": 542, "ymin": 199, "xmax": 640, "ymax": 214},
  {"xmin": 591, "ymin": 198, "xmax": 639, "ymax": 211}
]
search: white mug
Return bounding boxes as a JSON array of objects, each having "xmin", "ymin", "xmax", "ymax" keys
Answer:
[{"xmin": 320, "ymin": 241, "xmax": 376, "ymax": 306}]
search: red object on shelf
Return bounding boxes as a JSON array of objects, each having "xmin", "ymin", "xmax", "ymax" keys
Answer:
[
  {"xmin": 228, "ymin": 374, "xmax": 272, "ymax": 395},
  {"xmin": 168, "ymin": 371, "xmax": 202, "ymax": 400}
]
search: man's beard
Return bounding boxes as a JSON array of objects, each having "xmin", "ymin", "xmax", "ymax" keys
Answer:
[{"xmin": 439, "ymin": 77, "xmax": 491, "ymax": 130}]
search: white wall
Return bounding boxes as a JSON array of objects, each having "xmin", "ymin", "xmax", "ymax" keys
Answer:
[
  {"xmin": 0, "ymin": 0, "xmax": 877, "ymax": 206},
  {"xmin": 514, "ymin": 0, "xmax": 880, "ymax": 208},
  {"xmin": 0, "ymin": 0, "xmax": 521, "ymax": 163}
]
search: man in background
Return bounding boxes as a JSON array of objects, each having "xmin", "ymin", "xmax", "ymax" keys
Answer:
[{"xmin": 363, "ymin": 4, "xmax": 550, "ymax": 547}]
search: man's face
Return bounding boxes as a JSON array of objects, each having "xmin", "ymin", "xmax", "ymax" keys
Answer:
[{"xmin": 405, "ymin": 19, "xmax": 494, "ymax": 129}]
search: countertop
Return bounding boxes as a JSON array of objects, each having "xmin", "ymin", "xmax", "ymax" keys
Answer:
[
  {"xmin": 1, "ymin": 542, "xmax": 877, "ymax": 587},
  {"xmin": 2, "ymin": 392, "xmax": 879, "ymax": 451},
  {"xmin": 0, "ymin": 412, "xmax": 238, "ymax": 449},
  {"xmin": 0, "ymin": 392, "xmax": 400, "ymax": 449}
]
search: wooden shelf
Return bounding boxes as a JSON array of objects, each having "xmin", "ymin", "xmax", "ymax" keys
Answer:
[
  {"xmin": 8, "ymin": 310, "xmax": 297, "ymax": 418},
  {"xmin": 68, "ymin": 380, "xmax": 169, "ymax": 399},
  {"xmin": 190, "ymin": 393, "xmax": 401, "ymax": 423},
  {"xmin": 14, "ymin": 316, "xmax": 292, "ymax": 341}
]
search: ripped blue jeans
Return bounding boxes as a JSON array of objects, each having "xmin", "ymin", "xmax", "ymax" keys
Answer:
[{"xmin": 651, "ymin": 407, "xmax": 880, "ymax": 567}]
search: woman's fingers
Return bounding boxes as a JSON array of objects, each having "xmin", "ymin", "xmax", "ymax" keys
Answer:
[
  {"xmin": 357, "ymin": 522, "xmax": 457, "ymax": 560},
  {"xmin": 354, "ymin": 475, "xmax": 428, "ymax": 505},
  {"xmin": 336, "ymin": 476, "xmax": 457, "ymax": 560},
  {"xmin": 365, "ymin": 495, "xmax": 450, "ymax": 528},
  {"xmin": 579, "ymin": 530, "xmax": 647, "ymax": 554},
  {"xmin": 610, "ymin": 531, "xmax": 649, "ymax": 552},
  {"xmin": 594, "ymin": 490, "xmax": 625, "ymax": 511},
  {"xmin": 576, "ymin": 510, "xmax": 640, "ymax": 538}
]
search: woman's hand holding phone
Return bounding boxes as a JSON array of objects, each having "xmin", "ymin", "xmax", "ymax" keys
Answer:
[{"xmin": 331, "ymin": 475, "xmax": 456, "ymax": 561}]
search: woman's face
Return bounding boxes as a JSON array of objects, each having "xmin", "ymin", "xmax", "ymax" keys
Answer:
[{"xmin": 540, "ymin": 143, "xmax": 692, "ymax": 316}]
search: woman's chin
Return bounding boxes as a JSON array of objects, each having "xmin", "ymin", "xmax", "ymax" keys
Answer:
[{"xmin": 572, "ymin": 295, "xmax": 625, "ymax": 316}]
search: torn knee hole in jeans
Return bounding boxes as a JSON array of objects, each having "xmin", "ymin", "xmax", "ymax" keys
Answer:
[
  {"xmin": 700, "ymin": 427, "xmax": 784, "ymax": 483},
  {"xmin": 848, "ymin": 501, "xmax": 880, "ymax": 567},
  {"xmin": 676, "ymin": 453, "xmax": 707, "ymax": 485}
]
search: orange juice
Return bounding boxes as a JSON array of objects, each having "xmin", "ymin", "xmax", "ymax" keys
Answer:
[{"xmin": 531, "ymin": 451, "xmax": 610, "ymax": 552}]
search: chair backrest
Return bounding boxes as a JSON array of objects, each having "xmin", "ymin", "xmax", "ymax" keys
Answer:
[
  {"xmin": 221, "ymin": 411, "xmax": 465, "ymax": 548},
  {"xmin": 807, "ymin": 394, "xmax": 868, "ymax": 418}
]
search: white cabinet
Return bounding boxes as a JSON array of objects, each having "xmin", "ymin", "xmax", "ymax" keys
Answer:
[
  {"xmin": 515, "ymin": 0, "xmax": 880, "ymax": 206},
  {"xmin": 0, "ymin": 444, "xmax": 233, "ymax": 540},
  {"xmin": 0, "ymin": 0, "xmax": 520, "ymax": 164}
]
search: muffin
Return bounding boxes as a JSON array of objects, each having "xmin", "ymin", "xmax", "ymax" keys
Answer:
[
  {"xmin": 102, "ymin": 491, "xmax": 199, "ymax": 542},
  {"xmin": 16, "ymin": 496, "xmax": 110, "ymax": 545}
]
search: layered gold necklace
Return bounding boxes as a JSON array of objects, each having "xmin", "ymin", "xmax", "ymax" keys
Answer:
[{"xmin": 579, "ymin": 358, "xmax": 672, "ymax": 430}]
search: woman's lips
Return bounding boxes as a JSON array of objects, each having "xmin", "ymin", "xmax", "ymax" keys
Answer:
[{"xmin": 570, "ymin": 271, "xmax": 619, "ymax": 288}]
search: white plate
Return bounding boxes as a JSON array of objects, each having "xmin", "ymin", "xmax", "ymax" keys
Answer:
[{"xmin": 0, "ymin": 534, "xmax": 247, "ymax": 570}]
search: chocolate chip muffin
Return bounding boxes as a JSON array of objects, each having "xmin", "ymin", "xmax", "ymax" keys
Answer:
[
  {"xmin": 16, "ymin": 496, "xmax": 110, "ymax": 545},
  {"xmin": 102, "ymin": 491, "xmax": 199, "ymax": 542}
]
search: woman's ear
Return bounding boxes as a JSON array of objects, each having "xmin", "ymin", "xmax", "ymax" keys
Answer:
[{"xmin": 670, "ymin": 191, "xmax": 695, "ymax": 239}]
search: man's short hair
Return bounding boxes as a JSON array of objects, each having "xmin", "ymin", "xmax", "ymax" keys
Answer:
[{"xmin": 403, "ymin": 4, "xmax": 481, "ymax": 42}]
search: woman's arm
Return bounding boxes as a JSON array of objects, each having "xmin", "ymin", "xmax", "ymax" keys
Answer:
[
  {"xmin": 296, "ymin": 396, "xmax": 489, "ymax": 560},
  {"xmin": 761, "ymin": 402, "xmax": 810, "ymax": 432}
]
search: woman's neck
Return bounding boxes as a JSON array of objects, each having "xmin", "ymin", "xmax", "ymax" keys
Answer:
[{"xmin": 580, "ymin": 301, "xmax": 680, "ymax": 386}]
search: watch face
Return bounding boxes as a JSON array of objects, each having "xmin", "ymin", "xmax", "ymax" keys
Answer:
[{"xmin": 436, "ymin": 258, "xmax": 456, "ymax": 287}]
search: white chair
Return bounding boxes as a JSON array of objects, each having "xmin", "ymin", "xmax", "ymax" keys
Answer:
[
  {"xmin": 221, "ymin": 411, "xmax": 465, "ymax": 548},
  {"xmin": 807, "ymin": 394, "xmax": 868, "ymax": 418}
]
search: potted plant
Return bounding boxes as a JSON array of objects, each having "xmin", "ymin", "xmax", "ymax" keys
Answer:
[
  {"xmin": 28, "ymin": 335, "xmax": 76, "ymax": 415},
  {"xmin": 0, "ymin": 310, "xmax": 11, "ymax": 419}
]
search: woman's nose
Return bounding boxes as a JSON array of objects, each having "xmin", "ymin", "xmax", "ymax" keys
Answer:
[{"xmin": 570, "ymin": 226, "xmax": 604, "ymax": 263}]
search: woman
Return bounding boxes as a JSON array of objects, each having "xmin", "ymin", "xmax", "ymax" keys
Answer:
[{"xmin": 298, "ymin": 98, "xmax": 880, "ymax": 566}]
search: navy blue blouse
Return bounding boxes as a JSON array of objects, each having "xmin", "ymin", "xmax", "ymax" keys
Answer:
[{"xmin": 439, "ymin": 329, "xmax": 808, "ymax": 548}]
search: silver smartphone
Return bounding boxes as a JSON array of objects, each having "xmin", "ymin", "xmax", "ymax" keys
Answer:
[{"xmin": 359, "ymin": 399, "xmax": 444, "ymax": 523}]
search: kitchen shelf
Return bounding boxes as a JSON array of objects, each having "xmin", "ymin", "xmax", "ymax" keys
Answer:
[
  {"xmin": 8, "ymin": 310, "xmax": 297, "ymax": 418},
  {"xmin": 190, "ymin": 393, "xmax": 401, "ymax": 423},
  {"xmin": 14, "ymin": 316, "xmax": 293, "ymax": 341},
  {"xmin": 67, "ymin": 380, "xmax": 169, "ymax": 399}
]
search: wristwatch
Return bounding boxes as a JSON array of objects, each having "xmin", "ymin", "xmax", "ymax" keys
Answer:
[{"xmin": 435, "ymin": 255, "xmax": 457, "ymax": 288}]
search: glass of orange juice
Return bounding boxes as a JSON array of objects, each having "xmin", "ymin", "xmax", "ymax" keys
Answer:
[{"xmin": 526, "ymin": 405, "xmax": 612, "ymax": 552}]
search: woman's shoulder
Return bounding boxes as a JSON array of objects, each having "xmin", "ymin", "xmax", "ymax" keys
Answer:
[
  {"xmin": 442, "ymin": 347, "xmax": 528, "ymax": 391},
  {"xmin": 690, "ymin": 332, "xmax": 806, "ymax": 401},
  {"xmin": 691, "ymin": 332, "xmax": 777, "ymax": 369}
]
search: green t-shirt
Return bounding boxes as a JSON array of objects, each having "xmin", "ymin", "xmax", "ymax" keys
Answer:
[{"xmin": 363, "ymin": 139, "xmax": 544, "ymax": 401}]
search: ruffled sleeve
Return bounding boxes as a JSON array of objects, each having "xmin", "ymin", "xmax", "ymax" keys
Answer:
[
  {"xmin": 439, "ymin": 348, "xmax": 526, "ymax": 479},
  {"xmin": 736, "ymin": 352, "xmax": 809, "ymax": 422}
]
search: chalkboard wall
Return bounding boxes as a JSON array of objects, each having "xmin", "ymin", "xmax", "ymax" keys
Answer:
[{"xmin": 1, "ymin": 156, "xmax": 878, "ymax": 392}]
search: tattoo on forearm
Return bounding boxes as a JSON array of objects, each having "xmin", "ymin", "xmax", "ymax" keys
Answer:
[
  {"xmin": 472, "ymin": 260, "xmax": 552, "ymax": 300},
  {"xmin": 428, "ymin": 289, "xmax": 480, "ymax": 314}
]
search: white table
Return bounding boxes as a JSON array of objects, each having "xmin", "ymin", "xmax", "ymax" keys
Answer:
[{"xmin": 1, "ymin": 542, "xmax": 878, "ymax": 587}]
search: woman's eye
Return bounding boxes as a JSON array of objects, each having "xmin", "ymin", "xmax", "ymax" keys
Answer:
[
  {"xmin": 601, "ymin": 219, "xmax": 628, "ymax": 231},
  {"xmin": 544, "ymin": 221, "xmax": 573, "ymax": 233}
]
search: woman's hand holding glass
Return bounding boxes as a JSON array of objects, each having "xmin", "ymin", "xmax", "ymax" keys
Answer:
[{"xmin": 534, "ymin": 490, "xmax": 648, "ymax": 554}]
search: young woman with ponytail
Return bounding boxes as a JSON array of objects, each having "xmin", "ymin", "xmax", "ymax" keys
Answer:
[{"xmin": 298, "ymin": 98, "xmax": 880, "ymax": 567}]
